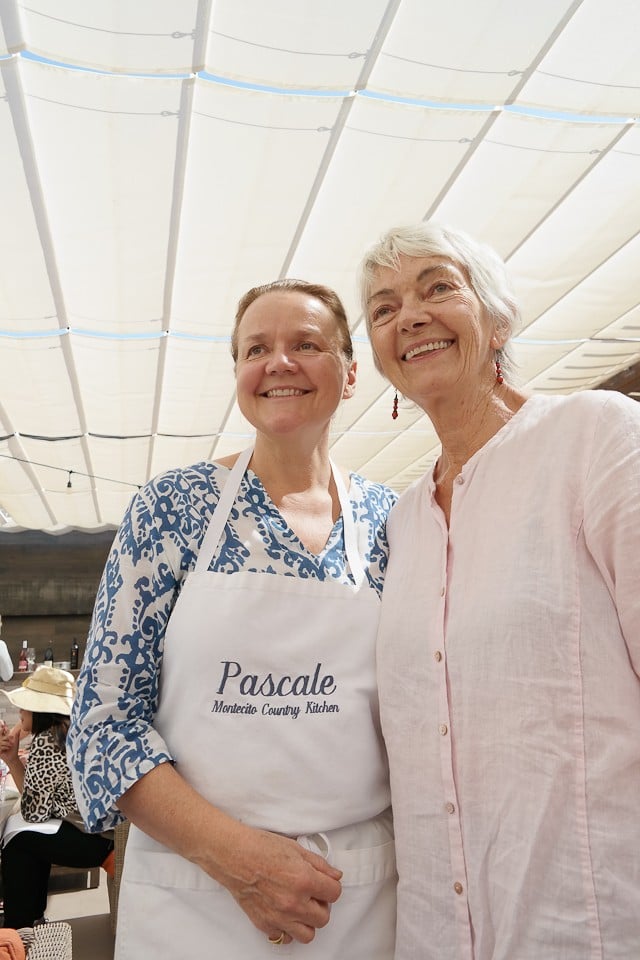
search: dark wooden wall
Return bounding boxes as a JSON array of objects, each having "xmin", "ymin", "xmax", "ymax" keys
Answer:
[{"xmin": 0, "ymin": 530, "xmax": 115, "ymax": 670}]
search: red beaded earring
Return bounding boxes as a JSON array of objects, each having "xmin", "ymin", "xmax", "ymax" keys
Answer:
[
  {"xmin": 392, "ymin": 390, "xmax": 399, "ymax": 420},
  {"xmin": 495, "ymin": 354, "xmax": 504, "ymax": 385}
]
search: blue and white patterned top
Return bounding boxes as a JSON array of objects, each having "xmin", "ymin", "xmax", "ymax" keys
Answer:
[{"xmin": 67, "ymin": 460, "xmax": 398, "ymax": 831}]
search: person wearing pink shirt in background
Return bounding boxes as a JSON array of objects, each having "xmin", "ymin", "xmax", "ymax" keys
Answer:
[{"xmin": 358, "ymin": 221, "xmax": 640, "ymax": 960}]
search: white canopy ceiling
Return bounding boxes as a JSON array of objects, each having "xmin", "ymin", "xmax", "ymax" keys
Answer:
[{"xmin": 0, "ymin": 0, "xmax": 639, "ymax": 532}]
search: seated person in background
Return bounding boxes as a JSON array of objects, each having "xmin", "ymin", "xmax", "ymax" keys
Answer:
[{"xmin": 0, "ymin": 667, "xmax": 113, "ymax": 929}]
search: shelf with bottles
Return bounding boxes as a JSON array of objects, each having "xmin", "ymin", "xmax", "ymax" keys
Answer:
[{"xmin": 14, "ymin": 640, "xmax": 83, "ymax": 676}]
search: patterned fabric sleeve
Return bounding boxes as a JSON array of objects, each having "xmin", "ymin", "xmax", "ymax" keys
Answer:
[
  {"xmin": 68, "ymin": 478, "xmax": 193, "ymax": 831},
  {"xmin": 351, "ymin": 475, "xmax": 398, "ymax": 596},
  {"xmin": 21, "ymin": 731, "xmax": 77, "ymax": 823}
]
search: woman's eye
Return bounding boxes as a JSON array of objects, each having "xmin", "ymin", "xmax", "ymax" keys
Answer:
[
  {"xmin": 298, "ymin": 341, "xmax": 317, "ymax": 351},
  {"xmin": 371, "ymin": 305, "xmax": 393, "ymax": 326},
  {"xmin": 246, "ymin": 344, "xmax": 265, "ymax": 357},
  {"xmin": 428, "ymin": 282, "xmax": 453, "ymax": 299}
]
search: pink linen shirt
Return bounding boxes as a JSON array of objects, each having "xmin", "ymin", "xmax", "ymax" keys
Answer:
[{"xmin": 378, "ymin": 390, "xmax": 640, "ymax": 960}]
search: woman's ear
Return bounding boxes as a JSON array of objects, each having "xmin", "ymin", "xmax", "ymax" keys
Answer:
[
  {"xmin": 490, "ymin": 314, "xmax": 511, "ymax": 350},
  {"xmin": 343, "ymin": 360, "xmax": 357, "ymax": 399}
]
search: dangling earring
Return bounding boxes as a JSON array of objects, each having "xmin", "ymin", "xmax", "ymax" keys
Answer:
[
  {"xmin": 495, "ymin": 353, "xmax": 504, "ymax": 385},
  {"xmin": 392, "ymin": 390, "xmax": 399, "ymax": 420}
]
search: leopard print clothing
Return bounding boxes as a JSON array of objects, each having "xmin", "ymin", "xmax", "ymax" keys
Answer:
[{"xmin": 21, "ymin": 728, "xmax": 78, "ymax": 822}]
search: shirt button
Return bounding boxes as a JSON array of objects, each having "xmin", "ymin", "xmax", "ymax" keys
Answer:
[
  {"xmin": 455, "ymin": 475, "xmax": 465, "ymax": 485},
  {"xmin": 445, "ymin": 802, "xmax": 455, "ymax": 814},
  {"xmin": 453, "ymin": 881, "xmax": 464, "ymax": 895},
  {"xmin": 434, "ymin": 651, "xmax": 442, "ymax": 662},
  {"xmin": 439, "ymin": 723, "xmax": 448, "ymax": 736}
]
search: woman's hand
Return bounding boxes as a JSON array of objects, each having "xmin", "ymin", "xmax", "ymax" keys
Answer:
[
  {"xmin": 0, "ymin": 722, "xmax": 21, "ymax": 763},
  {"xmin": 210, "ymin": 821, "xmax": 342, "ymax": 945},
  {"xmin": 0, "ymin": 722, "xmax": 24, "ymax": 792},
  {"xmin": 118, "ymin": 763, "xmax": 342, "ymax": 945}
]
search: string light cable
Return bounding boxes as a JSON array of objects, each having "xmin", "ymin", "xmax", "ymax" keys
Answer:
[{"xmin": 0, "ymin": 452, "xmax": 142, "ymax": 491}]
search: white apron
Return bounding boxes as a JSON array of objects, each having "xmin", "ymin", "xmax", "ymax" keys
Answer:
[{"xmin": 116, "ymin": 448, "xmax": 396, "ymax": 959}]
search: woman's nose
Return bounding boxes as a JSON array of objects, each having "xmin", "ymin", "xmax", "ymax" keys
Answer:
[
  {"xmin": 398, "ymin": 298, "xmax": 431, "ymax": 331},
  {"xmin": 265, "ymin": 350, "xmax": 296, "ymax": 374}
]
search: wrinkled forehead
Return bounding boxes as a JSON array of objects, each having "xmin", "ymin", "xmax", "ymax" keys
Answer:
[{"xmin": 367, "ymin": 255, "xmax": 468, "ymax": 302}]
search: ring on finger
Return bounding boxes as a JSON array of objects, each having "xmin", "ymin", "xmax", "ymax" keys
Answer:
[{"xmin": 268, "ymin": 932, "xmax": 286, "ymax": 945}]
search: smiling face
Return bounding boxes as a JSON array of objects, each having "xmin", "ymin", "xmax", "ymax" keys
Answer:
[
  {"xmin": 366, "ymin": 254, "xmax": 503, "ymax": 409},
  {"xmin": 235, "ymin": 290, "xmax": 356, "ymax": 439}
]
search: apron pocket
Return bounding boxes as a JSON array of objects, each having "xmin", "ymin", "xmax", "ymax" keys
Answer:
[
  {"xmin": 297, "ymin": 811, "xmax": 397, "ymax": 887},
  {"xmin": 332, "ymin": 839, "xmax": 396, "ymax": 886},
  {"xmin": 124, "ymin": 830, "xmax": 225, "ymax": 892}
]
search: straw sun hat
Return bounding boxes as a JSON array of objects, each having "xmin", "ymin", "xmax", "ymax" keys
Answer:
[{"xmin": 2, "ymin": 665, "xmax": 76, "ymax": 716}]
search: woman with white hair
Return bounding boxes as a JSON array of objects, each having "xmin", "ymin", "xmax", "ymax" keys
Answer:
[{"xmin": 359, "ymin": 221, "xmax": 640, "ymax": 959}]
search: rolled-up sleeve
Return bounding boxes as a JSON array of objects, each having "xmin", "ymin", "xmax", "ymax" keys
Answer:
[{"xmin": 67, "ymin": 483, "xmax": 184, "ymax": 831}]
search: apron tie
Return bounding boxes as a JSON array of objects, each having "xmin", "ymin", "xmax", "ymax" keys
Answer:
[{"xmin": 296, "ymin": 831, "xmax": 332, "ymax": 861}]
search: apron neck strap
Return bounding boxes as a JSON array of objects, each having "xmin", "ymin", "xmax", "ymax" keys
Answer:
[
  {"xmin": 330, "ymin": 460, "xmax": 365, "ymax": 586},
  {"xmin": 195, "ymin": 446, "xmax": 253, "ymax": 574},
  {"xmin": 195, "ymin": 446, "xmax": 365, "ymax": 586}
]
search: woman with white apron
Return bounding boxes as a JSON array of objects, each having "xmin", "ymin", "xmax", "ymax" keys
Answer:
[{"xmin": 68, "ymin": 279, "xmax": 398, "ymax": 957}]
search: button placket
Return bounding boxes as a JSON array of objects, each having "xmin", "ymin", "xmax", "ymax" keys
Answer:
[{"xmin": 434, "ymin": 523, "xmax": 472, "ymax": 954}]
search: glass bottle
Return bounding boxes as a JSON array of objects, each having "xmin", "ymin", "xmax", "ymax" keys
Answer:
[
  {"xmin": 70, "ymin": 639, "xmax": 80, "ymax": 670},
  {"xmin": 43, "ymin": 646, "xmax": 54, "ymax": 667},
  {"xmin": 18, "ymin": 640, "xmax": 28, "ymax": 672}
]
